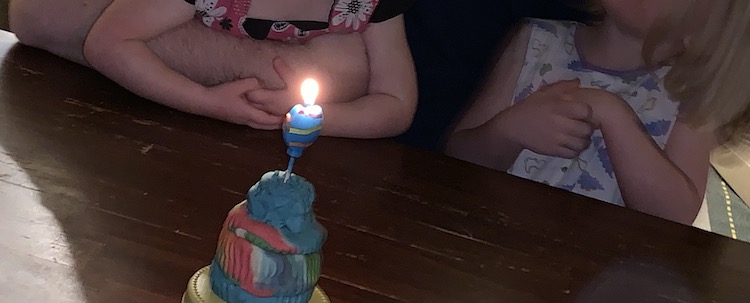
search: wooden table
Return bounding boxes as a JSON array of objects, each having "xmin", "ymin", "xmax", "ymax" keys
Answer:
[{"xmin": 1, "ymin": 30, "xmax": 749, "ymax": 303}]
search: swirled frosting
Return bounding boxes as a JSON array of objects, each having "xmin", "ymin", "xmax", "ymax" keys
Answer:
[{"xmin": 209, "ymin": 170, "xmax": 327, "ymax": 303}]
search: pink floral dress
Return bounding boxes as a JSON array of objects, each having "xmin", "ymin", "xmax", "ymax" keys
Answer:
[{"xmin": 184, "ymin": 0, "xmax": 412, "ymax": 43}]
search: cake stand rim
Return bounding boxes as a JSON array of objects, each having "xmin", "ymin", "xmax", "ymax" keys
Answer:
[{"xmin": 182, "ymin": 265, "xmax": 330, "ymax": 303}]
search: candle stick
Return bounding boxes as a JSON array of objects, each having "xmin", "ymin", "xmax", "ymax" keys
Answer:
[{"xmin": 282, "ymin": 79, "xmax": 323, "ymax": 182}]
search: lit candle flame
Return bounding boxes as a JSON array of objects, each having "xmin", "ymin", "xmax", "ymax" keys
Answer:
[{"xmin": 301, "ymin": 78, "xmax": 319, "ymax": 106}]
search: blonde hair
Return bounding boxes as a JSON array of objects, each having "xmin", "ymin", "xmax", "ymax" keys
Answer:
[{"xmin": 646, "ymin": 1, "xmax": 750, "ymax": 144}]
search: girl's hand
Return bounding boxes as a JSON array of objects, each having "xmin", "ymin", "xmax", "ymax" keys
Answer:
[
  {"xmin": 570, "ymin": 88, "xmax": 637, "ymax": 129},
  {"xmin": 244, "ymin": 56, "xmax": 300, "ymax": 117},
  {"xmin": 204, "ymin": 78, "xmax": 284, "ymax": 130},
  {"xmin": 495, "ymin": 79, "xmax": 595, "ymax": 158}
]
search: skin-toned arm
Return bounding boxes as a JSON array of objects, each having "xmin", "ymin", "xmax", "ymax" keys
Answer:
[
  {"xmin": 576, "ymin": 88, "xmax": 716, "ymax": 224},
  {"xmin": 445, "ymin": 25, "xmax": 594, "ymax": 170},
  {"xmin": 84, "ymin": 0, "xmax": 281, "ymax": 127},
  {"xmin": 246, "ymin": 16, "xmax": 418, "ymax": 138},
  {"xmin": 321, "ymin": 15, "xmax": 418, "ymax": 138},
  {"xmin": 444, "ymin": 25, "xmax": 531, "ymax": 170}
]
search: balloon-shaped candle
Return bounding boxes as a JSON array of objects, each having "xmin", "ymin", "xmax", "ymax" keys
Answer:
[{"xmin": 282, "ymin": 79, "xmax": 323, "ymax": 182}]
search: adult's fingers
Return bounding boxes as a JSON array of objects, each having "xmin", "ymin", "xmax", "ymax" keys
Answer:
[
  {"xmin": 245, "ymin": 106, "xmax": 283, "ymax": 126},
  {"xmin": 272, "ymin": 56, "xmax": 296, "ymax": 88},
  {"xmin": 227, "ymin": 77, "xmax": 262, "ymax": 90}
]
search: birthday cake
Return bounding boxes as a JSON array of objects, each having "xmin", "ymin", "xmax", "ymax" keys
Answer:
[
  {"xmin": 183, "ymin": 170, "xmax": 328, "ymax": 303},
  {"xmin": 184, "ymin": 79, "xmax": 328, "ymax": 303}
]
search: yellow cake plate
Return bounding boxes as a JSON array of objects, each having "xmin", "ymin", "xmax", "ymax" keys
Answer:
[{"xmin": 182, "ymin": 266, "xmax": 330, "ymax": 303}]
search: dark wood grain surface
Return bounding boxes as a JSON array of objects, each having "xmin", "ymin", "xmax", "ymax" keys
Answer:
[{"xmin": 1, "ymin": 30, "xmax": 749, "ymax": 303}]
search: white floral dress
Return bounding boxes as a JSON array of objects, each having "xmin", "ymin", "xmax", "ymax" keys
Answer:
[{"xmin": 507, "ymin": 19, "xmax": 680, "ymax": 206}]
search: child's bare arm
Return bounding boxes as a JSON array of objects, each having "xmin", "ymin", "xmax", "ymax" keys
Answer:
[
  {"xmin": 241, "ymin": 16, "xmax": 418, "ymax": 138},
  {"xmin": 443, "ymin": 25, "xmax": 530, "ymax": 170},
  {"xmin": 84, "ymin": 0, "xmax": 203, "ymax": 112},
  {"xmin": 321, "ymin": 15, "xmax": 418, "ymax": 138},
  {"xmin": 84, "ymin": 0, "xmax": 281, "ymax": 128},
  {"xmin": 577, "ymin": 89, "xmax": 716, "ymax": 224},
  {"xmin": 445, "ymin": 25, "xmax": 595, "ymax": 171},
  {"xmin": 612, "ymin": 117, "xmax": 714, "ymax": 224}
]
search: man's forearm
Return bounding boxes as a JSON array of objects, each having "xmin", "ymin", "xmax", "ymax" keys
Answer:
[{"xmin": 147, "ymin": 20, "xmax": 371, "ymax": 105}]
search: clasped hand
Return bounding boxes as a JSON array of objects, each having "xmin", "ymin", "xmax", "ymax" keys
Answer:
[
  {"xmin": 203, "ymin": 56, "xmax": 302, "ymax": 130},
  {"xmin": 498, "ymin": 79, "xmax": 632, "ymax": 158}
]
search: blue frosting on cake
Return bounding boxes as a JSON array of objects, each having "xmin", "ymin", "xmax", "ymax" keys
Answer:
[
  {"xmin": 208, "ymin": 171, "xmax": 326, "ymax": 303},
  {"xmin": 246, "ymin": 171, "xmax": 326, "ymax": 253}
]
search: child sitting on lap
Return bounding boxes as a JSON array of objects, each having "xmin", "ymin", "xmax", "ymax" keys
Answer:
[{"xmin": 83, "ymin": 0, "xmax": 417, "ymax": 138}]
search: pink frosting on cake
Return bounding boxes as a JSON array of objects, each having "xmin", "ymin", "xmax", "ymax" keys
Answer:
[
  {"xmin": 208, "ymin": 172, "xmax": 326, "ymax": 302},
  {"xmin": 225, "ymin": 203, "xmax": 297, "ymax": 253},
  {"xmin": 215, "ymin": 203, "xmax": 301, "ymax": 296}
]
